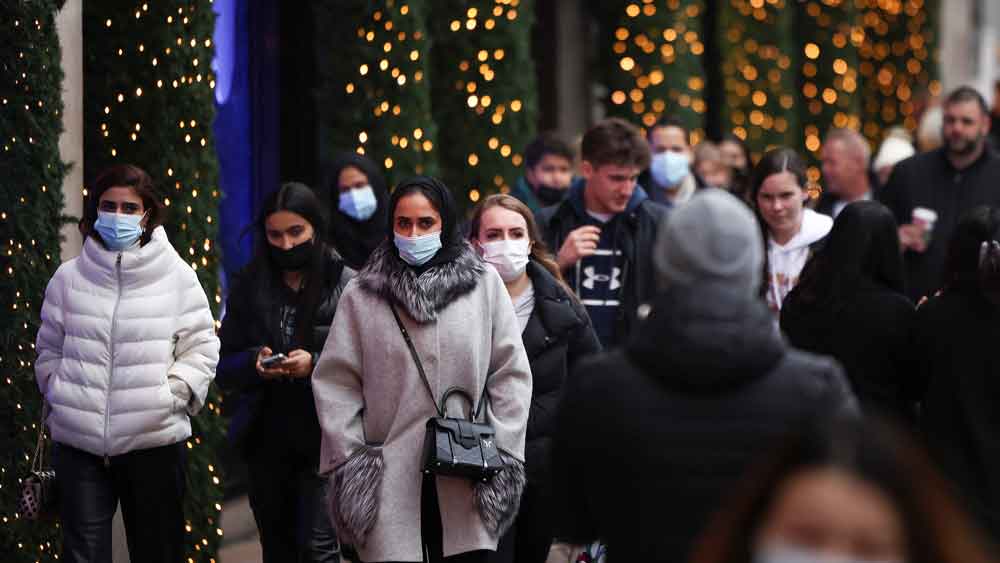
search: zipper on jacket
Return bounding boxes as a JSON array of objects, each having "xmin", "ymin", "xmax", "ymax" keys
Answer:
[{"xmin": 104, "ymin": 252, "xmax": 124, "ymax": 466}]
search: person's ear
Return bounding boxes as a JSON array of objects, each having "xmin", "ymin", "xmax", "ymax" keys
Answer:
[{"xmin": 580, "ymin": 160, "xmax": 595, "ymax": 180}]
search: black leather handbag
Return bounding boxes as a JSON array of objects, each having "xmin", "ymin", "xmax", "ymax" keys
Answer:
[{"xmin": 390, "ymin": 304, "xmax": 507, "ymax": 482}]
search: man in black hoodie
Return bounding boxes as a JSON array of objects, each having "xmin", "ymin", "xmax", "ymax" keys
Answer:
[
  {"xmin": 548, "ymin": 189, "xmax": 856, "ymax": 563},
  {"xmin": 537, "ymin": 118, "xmax": 667, "ymax": 347}
]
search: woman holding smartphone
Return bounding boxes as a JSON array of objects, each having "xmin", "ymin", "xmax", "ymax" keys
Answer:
[{"xmin": 217, "ymin": 182, "xmax": 355, "ymax": 562}]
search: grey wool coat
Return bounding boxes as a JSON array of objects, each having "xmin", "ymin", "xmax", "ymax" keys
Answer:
[{"xmin": 313, "ymin": 241, "xmax": 533, "ymax": 562}]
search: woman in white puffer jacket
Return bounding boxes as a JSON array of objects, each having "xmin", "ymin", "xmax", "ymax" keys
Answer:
[{"xmin": 34, "ymin": 164, "xmax": 219, "ymax": 563}]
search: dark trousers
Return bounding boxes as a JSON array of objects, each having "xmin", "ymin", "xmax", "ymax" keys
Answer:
[
  {"xmin": 373, "ymin": 474, "xmax": 491, "ymax": 563},
  {"xmin": 247, "ymin": 453, "xmax": 340, "ymax": 563},
  {"xmin": 52, "ymin": 441, "xmax": 186, "ymax": 563},
  {"xmin": 492, "ymin": 483, "xmax": 550, "ymax": 563}
]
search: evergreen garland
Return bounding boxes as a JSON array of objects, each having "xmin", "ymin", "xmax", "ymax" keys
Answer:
[
  {"xmin": 597, "ymin": 0, "xmax": 707, "ymax": 138},
  {"xmin": 427, "ymin": 0, "xmax": 538, "ymax": 211},
  {"xmin": 0, "ymin": 1, "xmax": 69, "ymax": 561},
  {"xmin": 82, "ymin": 2, "xmax": 225, "ymax": 561},
  {"xmin": 717, "ymin": 0, "xmax": 800, "ymax": 158},
  {"xmin": 797, "ymin": 0, "xmax": 863, "ymax": 169},
  {"xmin": 314, "ymin": 0, "xmax": 439, "ymax": 191},
  {"xmin": 858, "ymin": 0, "xmax": 940, "ymax": 144}
]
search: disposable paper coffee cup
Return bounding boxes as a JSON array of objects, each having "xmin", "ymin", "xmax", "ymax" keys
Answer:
[{"xmin": 912, "ymin": 207, "xmax": 938, "ymax": 242}]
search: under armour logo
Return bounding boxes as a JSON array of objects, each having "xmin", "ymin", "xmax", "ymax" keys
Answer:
[
  {"xmin": 582, "ymin": 266, "xmax": 621, "ymax": 290},
  {"xmin": 482, "ymin": 439, "xmax": 493, "ymax": 448}
]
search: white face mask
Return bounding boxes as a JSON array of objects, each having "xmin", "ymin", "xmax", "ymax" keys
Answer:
[
  {"xmin": 755, "ymin": 543, "xmax": 903, "ymax": 563},
  {"xmin": 479, "ymin": 238, "xmax": 531, "ymax": 282}
]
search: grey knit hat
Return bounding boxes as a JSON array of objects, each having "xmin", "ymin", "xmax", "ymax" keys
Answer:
[{"xmin": 653, "ymin": 188, "xmax": 763, "ymax": 298}]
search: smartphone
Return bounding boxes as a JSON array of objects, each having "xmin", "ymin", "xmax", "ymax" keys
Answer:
[{"xmin": 260, "ymin": 353, "xmax": 287, "ymax": 368}]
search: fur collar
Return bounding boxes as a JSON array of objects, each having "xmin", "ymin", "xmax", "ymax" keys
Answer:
[{"xmin": 358, "ymin": 241, "xmax": 485, "ymax": 323}]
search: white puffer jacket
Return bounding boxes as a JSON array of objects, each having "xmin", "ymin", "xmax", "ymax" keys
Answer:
[{"xmin": 35, "ymin": 226, "xmax": 219, "ymax": 458}]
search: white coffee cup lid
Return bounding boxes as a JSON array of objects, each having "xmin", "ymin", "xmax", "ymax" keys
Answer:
[{"xmin": 913, "ymin": 207, "xmax": 938, "ymax": 222}]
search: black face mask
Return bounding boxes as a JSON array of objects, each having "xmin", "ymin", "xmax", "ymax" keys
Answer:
[
  {"xmin": 269, "ymin": 239, "xmax": 314, "ymax": 271},
  {"xmin": 536, "ymin": 184, "xmax": 568, "ymax": 206}
]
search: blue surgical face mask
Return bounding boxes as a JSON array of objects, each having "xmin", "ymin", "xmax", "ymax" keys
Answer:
[
  {"xmin": 394, "ymin": 231, "xmax": 442, "ymax": 267},
  {"xmin": 650, "ymin": 150, "xmax": 690, "ymax": 188},
  {"xmin": 339, "ymin": 185, "xmax": 378, "ymax": 221},
  {"xmin": 95, "ymin": 211, "xmax": 145, "ymax": 250}
]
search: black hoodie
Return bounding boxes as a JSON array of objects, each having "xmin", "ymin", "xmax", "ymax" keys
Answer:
[{"xmin": 550, "ymin": 285, "xmax": 856, "ymax": 563}]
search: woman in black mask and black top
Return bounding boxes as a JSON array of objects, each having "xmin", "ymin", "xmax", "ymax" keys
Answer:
[
  {"xmin": 218, "ymin": 182, "xmax": 355, "ymax": 562},
  {"xmin": 327, "ymin": 152, "xmax": 390, "ymax": 270}
]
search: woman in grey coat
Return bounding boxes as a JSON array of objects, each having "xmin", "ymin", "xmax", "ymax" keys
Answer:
[{"xmin": 313, "ymin": 176, "xmax": 533, "ymax": 563}]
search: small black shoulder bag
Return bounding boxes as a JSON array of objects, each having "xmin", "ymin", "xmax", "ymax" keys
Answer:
[{"xmin": 390, "ymin": 303, "xmax": 507, "ymax": 482}]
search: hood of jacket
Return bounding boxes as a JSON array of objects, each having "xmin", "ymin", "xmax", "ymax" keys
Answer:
[
  {"xmin": 564, "ymin": 176, "xmax": 649, "ymax": 221},
  {"xmin": 769, "ymin": 208, "xmax": 833, "ymax": 253},
  {"xmin": 627, "ymin": 284, "xmax": 786, "ymax": 391},
  {"xmin": 357, "ymin": 239, "xmax": 486, "ymax": 323}
]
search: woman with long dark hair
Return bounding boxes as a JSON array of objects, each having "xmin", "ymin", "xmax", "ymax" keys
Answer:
[
  {"xmin": 217, "ymin": 182, "xmax": 354, "ymax": 562},
  {"xmin": 750, "ymin": 148, "xmax": 833, "ymax": 313},
  {"xmin": 326, "ymin": 152, "xmax": 390, "ymax": 269},
  {"xmin": 36, "ymin": 164, "xmax": 219, "ymax": 562},
  {"xmin": 467, "ymin": 194, "xmax": 601, "ymax": 563},
  {"xmin": 781, "ymin": 201, "xmax": 915, "ymax": 421},
  {"xmin": 313, "ymin": 177, "xmax": 532, "ymax": 563},
  {"xmin": 916, "ymin": 206, "xmax": 1000, "ymax": 539},
  {"xmin": 689, "ymin": 417, "xmax": 993, "ymax": 563}
]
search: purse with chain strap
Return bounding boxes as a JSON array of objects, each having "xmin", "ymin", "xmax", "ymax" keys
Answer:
[{"xmin": 17, "ymin": 404, "xmax": 58, "ymax": 520}]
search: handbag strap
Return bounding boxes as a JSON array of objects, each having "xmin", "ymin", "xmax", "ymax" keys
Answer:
[
  {"xmin": 389, "ymin": 303, "xmax": 492, "ymax": 421},
  {"xmin": 30, "ymin": 404, "xmax": 49, "ymax": 473},
  {"xmin": 390, "ymin": 303, "xmax": 444, "ymax": 418}
]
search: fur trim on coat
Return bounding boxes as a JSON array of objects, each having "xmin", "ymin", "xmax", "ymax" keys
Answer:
[
  {"xmin": 474, "ymin": 456, "xmax": 526, "ymax": 537},
  {"xmin": 328, "ymin": 446, "xmax": 384, "ymax": 547},
  {"xmin": 357, "ymin": 241, "xmax": 485, "ymax": 324}
]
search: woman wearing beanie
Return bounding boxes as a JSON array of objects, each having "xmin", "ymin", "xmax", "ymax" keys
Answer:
[
  {"xmin": 326, "ymin": 152, "xmax": 390, "ymax": 270},
  {"xmin": 468, "ymin": 194, "xmax": 601, "ymax": 563},
  {"xmin": 549, "ymin": 189, "xmax": 855, "ymax": 563},
  {"xmin": 916, "ymin": 206, "xmax": 1000, "ymax": 538},
  {"xmin": 35, "ymin": 164, "xmax": 219, "ymax": 562},
  {"xmin": 781, "ymin": 201, "xmax": 915, "ymax": 423},
  {"xmin": 217, "ymin": 182, "xmax": 354, "ymax": 562},
  {"xmin": 313, "ymin": 177, "xmax": 532, "ymax": 563},
  {"xmin": 750, "ymin": 148, "xmax": 833, "ymax": 313}
]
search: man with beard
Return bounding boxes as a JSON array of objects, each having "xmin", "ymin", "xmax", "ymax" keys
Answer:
[{"xmin": 879, "ymin": 86, "xmax": 1000, "ymax": 302}]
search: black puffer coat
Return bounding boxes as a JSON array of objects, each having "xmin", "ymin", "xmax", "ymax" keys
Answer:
[
  {"xmin": 521, "ymin": 261, "xmax": 602, "ymax": 484},
  {"xmin": 551, "ymin": 285, "xmax": 856, "ymax": 563},
  {"xmin": 217, "ymin": 251, "xmax": 355, "ymax": 456}
]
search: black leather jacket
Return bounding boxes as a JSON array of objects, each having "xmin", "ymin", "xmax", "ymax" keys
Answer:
[{"xmin": 217, "ymin": 250, "xmax": 355, "ymax": 454}]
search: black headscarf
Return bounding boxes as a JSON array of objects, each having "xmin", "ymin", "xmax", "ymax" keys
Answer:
[
  {"xmin": 326, "ymin": 152, "xmax": 390, "ymax": 269},
  {"xmin": 388, "ymin": 176, "xmax": 466, "ymax": 275}
]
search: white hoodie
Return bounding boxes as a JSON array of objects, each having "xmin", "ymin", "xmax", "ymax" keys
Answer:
[{"xmin": 766, "ymin": 208, "xmax": 833, "ymax": 312}]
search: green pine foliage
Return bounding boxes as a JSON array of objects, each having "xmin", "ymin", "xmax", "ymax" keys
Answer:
[
  {"xmin": 598, "ymin": 0, "xmax": 707, "ymax": 138},
  {"xmin": 858, "ymin": 0, "xmax": 940, "ymax": 144},
  {"xmin": 314, "ymin": 0, "xmax": 439, "ymax": 191},
  {"xmin": 797, "ymin": 0, "xmax": 863, "ymax": 165},
  {"xmin": 427, "ymin": 0, "xmax": 537, "ymax": 211},
  {"xmin": 82, "ymin": 2, "xmax": 225, "ymax": 561},
  {"xmin": 717, "ymin": 0, "xmax": 800, "ymax": 157},
  {"xmin": 0, "ymin": 1, "xmax": 69, "ymax": 560}
]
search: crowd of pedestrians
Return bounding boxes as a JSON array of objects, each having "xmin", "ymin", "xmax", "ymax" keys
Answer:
[{"xmin": 31, "ymin": 85, "xmax": 1000, "ymax": 563}]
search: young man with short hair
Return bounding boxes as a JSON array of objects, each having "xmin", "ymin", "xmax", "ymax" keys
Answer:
[
  {"xmin": 537, "ymin": 118, "xmax": 668, "ymax": 347},
  {"xmin": 510, "ymin": 132, "xmax": 576, "ymax": 214}
]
